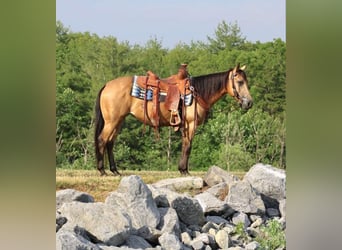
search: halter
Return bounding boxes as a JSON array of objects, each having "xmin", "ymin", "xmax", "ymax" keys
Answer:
[{"xmin": 230, "ymin": 70, "xmax": 241, "ymax": 102}]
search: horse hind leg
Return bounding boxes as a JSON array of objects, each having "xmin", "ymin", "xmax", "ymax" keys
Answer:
[
  {"xmin": 95, "ymin": 136, "xmax": 107, "ymax": 176},
  {"xmin": 106, "ymin": 140, "xmax": 121, "ymax": 176}
]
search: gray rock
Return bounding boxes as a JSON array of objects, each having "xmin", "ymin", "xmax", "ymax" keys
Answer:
[
  {"xmin": 148, "ymin": 185, "xmax": 181, "ymax": 207},
  {"xmin": 56, "ymin": 189, "xmax": 94, "ymax": 210},
  {"xmin": 225, "ymin": 180, "xmax": 265, "ymax": 214},
  {"xmin": 195, "ymin": 192, "xmax": 233, "ymax": 215},
  {"xmin": 279, "ymin": 199, "xmax": 286, "ymax": 218},
  {"xmin": 58, "ymin": 202, "xmax": 131, "ymax": 246},
  {"xmin": 206, "ymin": 215, "xmax": 229, "ymax": 225},
  {"xmin": 201, "ymin": 221, "xmax": 218, "ymax": 233},
  {"xmin": 171, "ymin": 195, "xmax": 205, "ymax": 226},
  {"xmin": 204, "ymin": 166, "xmax": 239, "ymax": 187},
  {"xmin": 215, "ymin": 229, "xmax": 232, "ymax": 249},
  {"xmin": 205, "ymin": 182, "xmax": 229, "ymax": 200},
  {"xmin": 191, "ymin": 239, "xmax": 204, "ymax": 250},
  {"xmin": 157, "ymin": 207, "xmax": 181, "ymax": 237},
  {"xmin": 56, "ymin": 211, "xmax": 67, "ymax": 232},
  {"xmin": 125, "ymin": 235, "xmax": 152, "ymax": 249},
  {"xmin": 228, "ymin": 247, "xmax": 244, "ymax": 250},
  {"xmin": 181, "ymin": 231, "xmax": 192, "ymax": 246},
  {"xmin": 232, "ymin": 212, "xmax": 251, "ymax": 228},
  {"xmin": 194, "ymin": 233, "xmax": 210, "ymax": 245},
  {"xmin": 153, "ymin": 177, "xmax": 203, "ymax": 192},
  {"xmin": 244, "ymin": 163, "xmax": 286, "ymax": 208},
  {"xmin": 158, "ymin": 232, "xmax": 183, "ymax": 250},
  {"xmin": 266, "ymin": 207, "xmax": 280, "ymax": 218},
  {"xmin": 56, "ymin": 229, "xmax": 101, "ymax": 250},
  {"xmin": 250, "ymin": 217, "xmax": 263, "ymax": 228},
  {"xmin": 105, "ymin": 175, "xmax": 160, "ymax": 230},
  {"xmin": 136, "ymin": 226, "xmax": 161, "ymax": 244},
  {"xmin": 245, "ymin": 241, "xmax": 260, "ymax": 250}
]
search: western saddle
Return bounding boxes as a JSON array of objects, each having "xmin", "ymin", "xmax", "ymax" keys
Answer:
[{"xmin": 134, "ymin": 64, "xmax": 191, "ymax": 132}]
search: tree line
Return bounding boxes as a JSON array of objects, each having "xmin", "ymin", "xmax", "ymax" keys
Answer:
[{"xmin": 56, "ymin": 20, "xmax": 286, "ymax": 172}]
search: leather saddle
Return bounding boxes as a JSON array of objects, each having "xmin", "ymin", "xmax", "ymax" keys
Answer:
[{"xmin": 135, "ymin": 64, "xmax": 191, "ymax": 130}]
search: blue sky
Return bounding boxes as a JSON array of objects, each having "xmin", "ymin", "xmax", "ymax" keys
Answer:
[{"xmin": 56, "ymin": 0, "xmax": 285, "ymax": 48}]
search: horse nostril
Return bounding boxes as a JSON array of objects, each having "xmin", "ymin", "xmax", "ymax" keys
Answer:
[{"xmin": 248, "ymin": 100, "xmax": 253, "ymax": 108}]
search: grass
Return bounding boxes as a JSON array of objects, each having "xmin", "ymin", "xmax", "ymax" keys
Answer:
[{"xmin": 56, "ymin": 169, "xmax": 245, "ymax": 202}]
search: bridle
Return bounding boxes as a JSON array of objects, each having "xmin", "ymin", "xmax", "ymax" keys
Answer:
[{"xmin": 229, "ymin": 70, "xmax": 244, "ymax": 103}]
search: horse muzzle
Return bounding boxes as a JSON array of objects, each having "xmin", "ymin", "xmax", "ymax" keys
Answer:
[{"xmin": 240, "ymin": 97, "xmax": 253, "ymax": 110}]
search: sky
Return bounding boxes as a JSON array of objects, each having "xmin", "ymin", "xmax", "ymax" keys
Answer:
[{"xmin": 56, "ymin": 0, "xmax": 285, "ymax": 48}]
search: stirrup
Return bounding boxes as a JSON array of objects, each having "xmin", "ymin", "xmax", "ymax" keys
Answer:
[{"xmin": 170, "ymin": 110, "xmax": 181, "ymax": 126}]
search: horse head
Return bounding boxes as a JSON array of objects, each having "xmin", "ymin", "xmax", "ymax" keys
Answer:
[{"xmin": 227, "ymin": 64, "xmax": 253, "ymax": 110}]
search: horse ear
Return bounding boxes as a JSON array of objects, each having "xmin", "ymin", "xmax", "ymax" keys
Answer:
[{"xmin": 240, "ymin": 65, "xmax": 246, "ymax": 71}]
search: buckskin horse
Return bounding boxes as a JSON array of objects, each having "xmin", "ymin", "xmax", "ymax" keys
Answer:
[{"xmin": 94, "ymin": 64, "xmax": 253, "ymax": 176}]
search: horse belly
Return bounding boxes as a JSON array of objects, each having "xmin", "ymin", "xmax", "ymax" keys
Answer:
[{"xmin": 130, "ymin": 99, "xmax": 171, "ymax": 126}]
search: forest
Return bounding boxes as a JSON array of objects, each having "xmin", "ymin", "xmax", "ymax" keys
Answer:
[{"xmin": 56, "ymin": 20, "xmax": 286, "ymax": 172}]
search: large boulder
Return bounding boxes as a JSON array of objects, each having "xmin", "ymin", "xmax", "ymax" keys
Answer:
[
  {"xmin": 157, "ymin": 207, "xmax": 181, "ymax": 237},
  {"xmin": 225, "ymin": 180, "xmax": 265, "ymax": 214},
  {"xmin": 195, "ymin": 191, "xmax": 234, "ymax": 216},
  {"xmin": 56, "ymin": 188, "xmax": 94, "ymax": 209},
  {"xmin": 105, "ymin": 175, "xmax": 160, "ymax": 230},
  {"xmin": 56, "ymin": 227, "xmax": 101, "ymax": 250},
  {"xmin": 244, "ymin": 163, "xmax": 286, "ymax": 208},
  {"xmin": 153, "ymin": 176, "xmax": 203, "ymax": 192},
  {"xmin": 171, "ymin": 195, "xmax": 206, "ymax": 226},
  {"xmin": 58, "ymin": 202, "xmax": 131, "ymax": 246},
  {"xmin": 203, "ymin": 166, "xmax": 239, "ymax": 187}
]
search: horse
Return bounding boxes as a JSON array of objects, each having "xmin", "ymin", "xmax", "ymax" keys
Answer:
[{"xmin": 94, "ymin": 64, "xmax": 253, "ymax": 176}]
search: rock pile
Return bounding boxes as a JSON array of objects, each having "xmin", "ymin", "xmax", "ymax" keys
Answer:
[{"xmin": 56, "ymin": 163, "xmax": 286, "ymax": 250}]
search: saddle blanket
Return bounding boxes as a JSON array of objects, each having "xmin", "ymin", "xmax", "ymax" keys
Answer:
[{"xmin": 130, "ymin": 75, "xmax": 193, "ymax": 106}]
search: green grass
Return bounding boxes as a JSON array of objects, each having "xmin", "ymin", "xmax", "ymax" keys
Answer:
[{"xmin": 256, "ymin": 219, "xmax": 286, "ymax": 250}]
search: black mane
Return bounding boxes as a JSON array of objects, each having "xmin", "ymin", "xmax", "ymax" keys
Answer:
[{"xmin": 190, "ymin": 70, "xmax": 231, "ymax": 100}]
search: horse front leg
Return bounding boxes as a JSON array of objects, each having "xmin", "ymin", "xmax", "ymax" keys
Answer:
[{"xmin": 178, "ymin": 136, "xmax": 193, "ymax": 175}]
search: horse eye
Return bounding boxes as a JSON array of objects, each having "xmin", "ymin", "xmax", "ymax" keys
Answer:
[{"xmin": 237, "ymin": 80, "xmax": 244, "ymax": 85}]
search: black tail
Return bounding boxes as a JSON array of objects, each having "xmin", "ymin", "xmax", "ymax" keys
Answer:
[{"xmin": 94, "ymin": 86, "xmax": 106, "ymax": 161}]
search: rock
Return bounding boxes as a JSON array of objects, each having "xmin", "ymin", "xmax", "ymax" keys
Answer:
[
  {"xmin": 245, "ymin": 241, "xmax": 260, "ymax": 250},
  {"xmin": 194, "ymin": 233, "xmax": 210, "ymax": 245},
  {"xmin": 204, "ymin": 166, "xmax": 239, "ymax": 187},
  {"xmin": 279, "ymin": 199, "xmax": 286, "ymax": 218},
  {"xmin": 244, "ymin": 163, "xmax": 286, "ymax": 208},
  {"xmin": 56, "ymin": 211, "xmax": 67, "ymax": 232},
  {"xmin": 157, "ymin": 207, "xmax": 181, "ymax": 237},
  {"xmin": 136, "ymin": 226, "xmax": 161, "ymax": 244},
  {"xmin": 58, "ymin": 202, "xmax": 131, "ymax": 246},
  {"xmin": 171, "ymin": 195, "xmax": 205, "ymax": 226},
  {"xmin": 191, "ymin": 239, "xmax": 204, "ymax": 250},
  {"xmin": 153, "ymin": 176, "xmax": 203, "ymax": 192},
  {"xmin": 232, "ymin": 212, "xmax": 251, "ymax": 228},
  {"xmin": 202, "ymin": 221, "xmax": 218, "ymax": 233},
  {"xmin": 195, "ymin": 191, "xmax": 233, "ymax": 215},
  {"xmin": 158, "ymin": 232, "xmax": 183, "ymax": 250},
  {"xmin": 56, "ymin": 189, "xmax": 94, "ymax": 209},
  {"xmin": 215, "ymin": 229, "xmax": 232, "ymax": 249},
  {"xmin": 250, "ymin": 217, "xmax": 263, "ymax": 228},
  {"xmin": 225, "ymin": 180, "xmax": 265, "ymax": 214},
  {"xmin": 105, "ymin": 175, "xmax": 160, "ymax": 230},
  {"xmin": 266, "ymin": 207, "xmax": 280, "ymax": 218},
  {"xmin": 205, "ymin": 182, "xmax": 229, "ymax": 200},
  {"xmin": 125, "ymin": 235, "xmax": 152, "ymax": 249},
  {"xmin": 181, "ymin": 231, "xmax": 192, "ymax": 246},
  {"xmin": 56, "ymin": 229, "xmax": 101, "ymax": 250},
  {"xmin": 206, "ymin": 215, "xmax": 230, "ymax": 225}
]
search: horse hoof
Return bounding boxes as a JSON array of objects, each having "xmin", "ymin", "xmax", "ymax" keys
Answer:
[
  {"xmin": 111, "ymin": 170, "xmax": 121, "ymax": 176},
  {"xmin": 100, "ymin": 171, "xmax": 108, "ymax": 176}
]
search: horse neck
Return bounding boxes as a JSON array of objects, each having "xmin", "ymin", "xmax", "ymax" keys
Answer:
[{"xmin": 192, "ymin": 71, "xmax": 230, "ymax": 109}]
